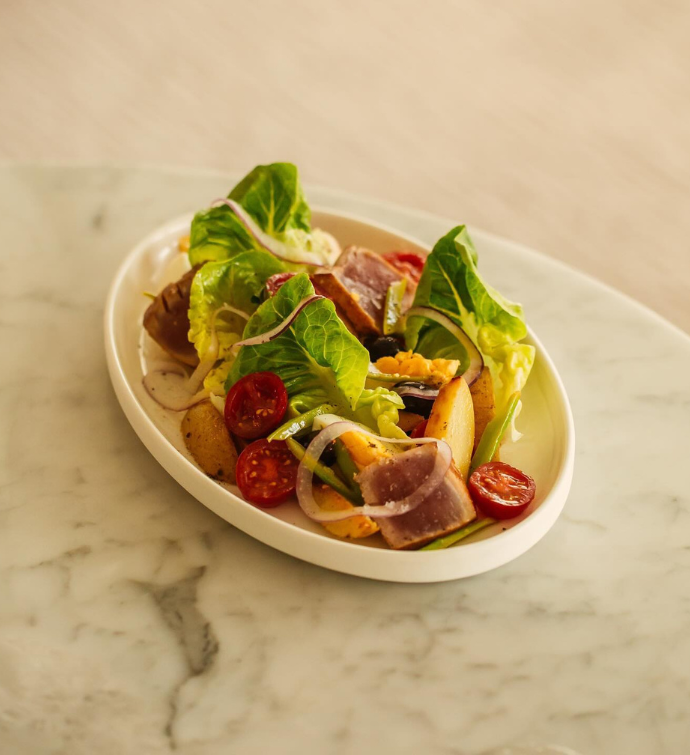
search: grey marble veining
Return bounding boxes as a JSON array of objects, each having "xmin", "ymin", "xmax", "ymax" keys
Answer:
[{"xmin": 1, "ymin": 166, "xmax": 690, "ymax": 755}]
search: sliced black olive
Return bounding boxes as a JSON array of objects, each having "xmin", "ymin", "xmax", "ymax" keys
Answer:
[
  {"xmin": 392, "ymin": 381, "xmax": 439, "ymax": 418},
  {"xmin": 365, "ymin": 335, "xmax": 404, "ymax": 361},
  {"xmin": 299, "ymin": 434, "xmax": 338, "ymax": 466}
]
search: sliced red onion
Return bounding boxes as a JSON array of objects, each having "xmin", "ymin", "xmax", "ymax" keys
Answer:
[
  {"xmin": 186, "ymin": 316, "xmax": 219, "ymax": 392},
  {"xmin": 143, "ymin": 363, "xmax": 209, "ymax": 411},
  {"xmin": 405, "ymin": 306, "xmax": 484, "ymax": 386},
  {"xmin": 295, "ymin": 418, "xmax": 452, "ymax": 523},
  {"xmin": 392, "ymin": 383, "xmax": 440, "ymax": 401},
  {"xmin": 392, "ymin": 382, "xmax": 439, "ymax": 418},
  {"xmin": 212, "ymin": 198, "xmax": 328, "ymax": 267},
  {"xmin": 231, "ymin": 294, "xmax": 324, "ymax": 352},
  {"xmin": 218, "ymin": 302, "xmax": 250, "ymax": 321},
  {"xmin": 185, "ymin": 357, "xmax": 215, "ymax": 394},
  {"xmin": 185, "ymin": 304, "xmax": 249, "ymax": 392}
]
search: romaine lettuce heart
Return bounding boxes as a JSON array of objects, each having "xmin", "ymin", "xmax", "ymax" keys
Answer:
[
  {"xmin": 229, "ymin": 162, "xmax": 310, "ymax": 235},
  {"xmin": 227, "ymin": 274, "xmax": 405, "ymax": 437},
  {"xmin": 406, "ymin": 225, "xmax": 535, "ymax": 412},
  {"xmin": 188, "ymin": 162, "xmax": 335, "ymax": 267},
  {"xmin": 228, "ymin": 274, "xmax": 368, "ymax": 409},
  {"xmin": 188, "ymin": 251, "xmax": 284, "ymax": 361}
]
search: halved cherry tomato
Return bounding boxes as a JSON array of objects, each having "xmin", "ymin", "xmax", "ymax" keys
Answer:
[
  {"xmin": 266, "ymin": 272, "xmax": 296, "ymax": 297},
  {"xmin": 468, "ymin": 461, "xmax": 536, "ymax": 520},
  {"xmin": 235, "ymin": 438, "xmax": 299, "ymax": 507},
  {"xmin": 382, "ymin": 251, "xmax": 426, "ymax": 284},
  {"xmin": 410, "ymin": 419, "xmax": 429, "ymax": 438},
  {"xmin": 224, "ymin": 372, "xmax": 288, "ymax": 439}
]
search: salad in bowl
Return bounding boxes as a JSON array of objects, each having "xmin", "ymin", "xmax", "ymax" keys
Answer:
[{"xmin": 140, "ymin": 162, "xmax": 538, "ymax": 552}]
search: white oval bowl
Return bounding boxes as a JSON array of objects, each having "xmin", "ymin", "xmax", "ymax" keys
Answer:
[{"xmin": 104, "ymin": 209, "xmax": 575, "ymax": 583}]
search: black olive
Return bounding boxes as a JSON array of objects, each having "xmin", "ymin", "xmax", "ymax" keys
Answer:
[
  {"xmin": 365, "ymin": 335, "xmax": 404, "ymax": 361},
  {"xmin": 299, "ymin": 434, "xmax": 337, "ymax": 466},
  {"xmin": 401, "ymin": 396, "xmax": 434, "ymax": 418},
  {"xmin": 393, "ymin": 381, "xmax": 438, "ymax": 418}
]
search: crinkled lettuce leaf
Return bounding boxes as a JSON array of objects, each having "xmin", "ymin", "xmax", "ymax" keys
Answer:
[
  {"xmin": 227, "ymin": 274, "xmax": 405, "ymax": 437},
  {"xmin": 228, "ymin": 274, "xmax": 367, "ymax": 407},
  {"xmin": 414, "ymin": 326, "xmax": 469, "ymax": 369},
  {"xmin": 277, "ymin": 228, "xmax": 339, "ymax": 267},
  {"xmin": 230, "ymin": 162, "xmax": 310, "ymax": 235},
  {"xmin": 204, "ymin": 359, "xmax": 234, "ymax": 396},
  {"xmin": 188, "ymin": 204, "xmax": 256, "ymax": 266},
  {"xmin": 354, "ymin": 387, "xmax": 406, "ymax": 439},
  {"xmin": 188, "ymin": 162, "xmax": 337, "ymax": 267},
  {"xmin": 290, "ymin": 385, "xmax": 405, "ymax": 439},
  {"xmin": 406, "ymin": 225, "xmax": 535, "ymax": 412},
  {"xmin": 188, "ymin": 251, "xmax": 284, "ymax": 362}
]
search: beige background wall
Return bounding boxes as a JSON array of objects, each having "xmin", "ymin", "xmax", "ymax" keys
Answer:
[{"xmin": 2, "ymin": 0, "xmax": 689, "ymax": 331}]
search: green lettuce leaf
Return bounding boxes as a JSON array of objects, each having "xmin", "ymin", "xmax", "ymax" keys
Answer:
[
  {"xmin": 289, "ymin": 385, "xmax": 406, "ymax": 439},
  {"xmin": 414, "ymin": 326, "xmax": 469, "ymax": 368},
  {"xmin": 406, "ymin": 225, "xmax": 535, "ymax": 412},
  {"xmin": 188, "ymin": 204, "xmax": 256, "ymax": 266},
  {"xmin": 188, "ymin": 251, "xmax": 284, "ymax": 361},
  {"xmin": 228, "ymin": 274, "xmax": 368, "ymax": 408},
  {"xmin": 227, "ymin": 274, "xmax": 405, "ymax": 436},
  {"xmin": 229, "ymin": 163, "xmax": 310, "ymax": 235},
  {"xmin": 189, "ymin": 162, "xmax": 334, "ymax": 267},
  {"xmin": 353, "ymin": 387, "xmax": 406, "ymax": 439},
  {"xmin": 204, "ymin": 359, "xmax": 234, "ymax": 396}
]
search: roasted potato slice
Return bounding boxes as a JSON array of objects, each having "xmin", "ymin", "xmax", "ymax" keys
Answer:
[
  {"xmin": 314, "ymin": 484, "xmax": 379, "ymax": 539},
  {"xmin": 143, "ymin": 267, "xmax": 199, "ymax": 366},
  {"xmin": 397, "ymin": 411, "xmax": 425, "ymax": 434},
  {"xmin": 426, "ymin": 376, "xmax": 475, "ymax": 480},
  {"xmin": 182, "ymin": 400, "xmax": 238, "ymax": 483},
  {"xmin": 469, "ymin": 367, "xmax": 495, "ymax": 452}
]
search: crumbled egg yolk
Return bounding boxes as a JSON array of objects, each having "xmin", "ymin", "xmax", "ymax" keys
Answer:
[{"xmin": 375, "ymin": 350, "xmax": 460, "ymax": 385}]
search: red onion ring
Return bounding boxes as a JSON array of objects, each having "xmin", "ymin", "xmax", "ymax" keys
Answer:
[
  {"xmin": 218, "ymin": 302, "xmax": 250, "ymax": 321},
  {"xmin": 212, "ymin": 198, "xmax": 328, "ymax": 267},
  {"xmin": 392, "ymin": 384, "xmax": 440, "ymax": 401},
  {"xmin": 295, "ymin": 419, "xmax": 452, "ymax": 523},
  {"xmin": 232, "ymin": 294, "xmax": 325, "ymax": 352},
  {"xmin": 405, "ymin": 306, "xmax": 484, "ymax": 386},
  {"xmin": 185, "ymin": 311, "xmax": 220, "ymax": 392},
  {"xmin": 143, "ymin": 363, "xmax": 210, "ymax": 411},
  {"xmin": 185, "ymin": 303, "xmax": 250, "ymax": 392},
  {"xmin": 185, "ymin": 355, "xmax": 215, "ymax": 394}
]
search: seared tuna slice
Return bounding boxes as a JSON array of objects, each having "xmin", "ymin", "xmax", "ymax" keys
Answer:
[
  {"xmin": 312, "ymin": 246, "xmax": 414, "ymax": 337},
  {"xmin": 357, "ymin": 444, "xmax": 476, "ymax": 550}
]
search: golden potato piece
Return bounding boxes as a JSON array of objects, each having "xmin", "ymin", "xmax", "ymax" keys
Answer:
[
  {"xmin": 182, "ymin": 400, "xmax": 238, "ymax": 483},
  {"xmin": 314, "ymin": 485, "xmax": 379, "ymax": 539},
  {"xmin": 397, "ymin": 411, "xmax": 425, "ymax": 434},
  {"xmin": 469, "ymin": 367, "xmax": 495, "ymax": 452},
  {"xmin": 426, "ymin": 376, "xmax": 475, "ymax": 480}
]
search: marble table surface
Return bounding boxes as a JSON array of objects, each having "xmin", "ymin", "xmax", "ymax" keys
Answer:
[{"xmin": 1, "ymin": 165, "xmax": 690, "ymax": 755}]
